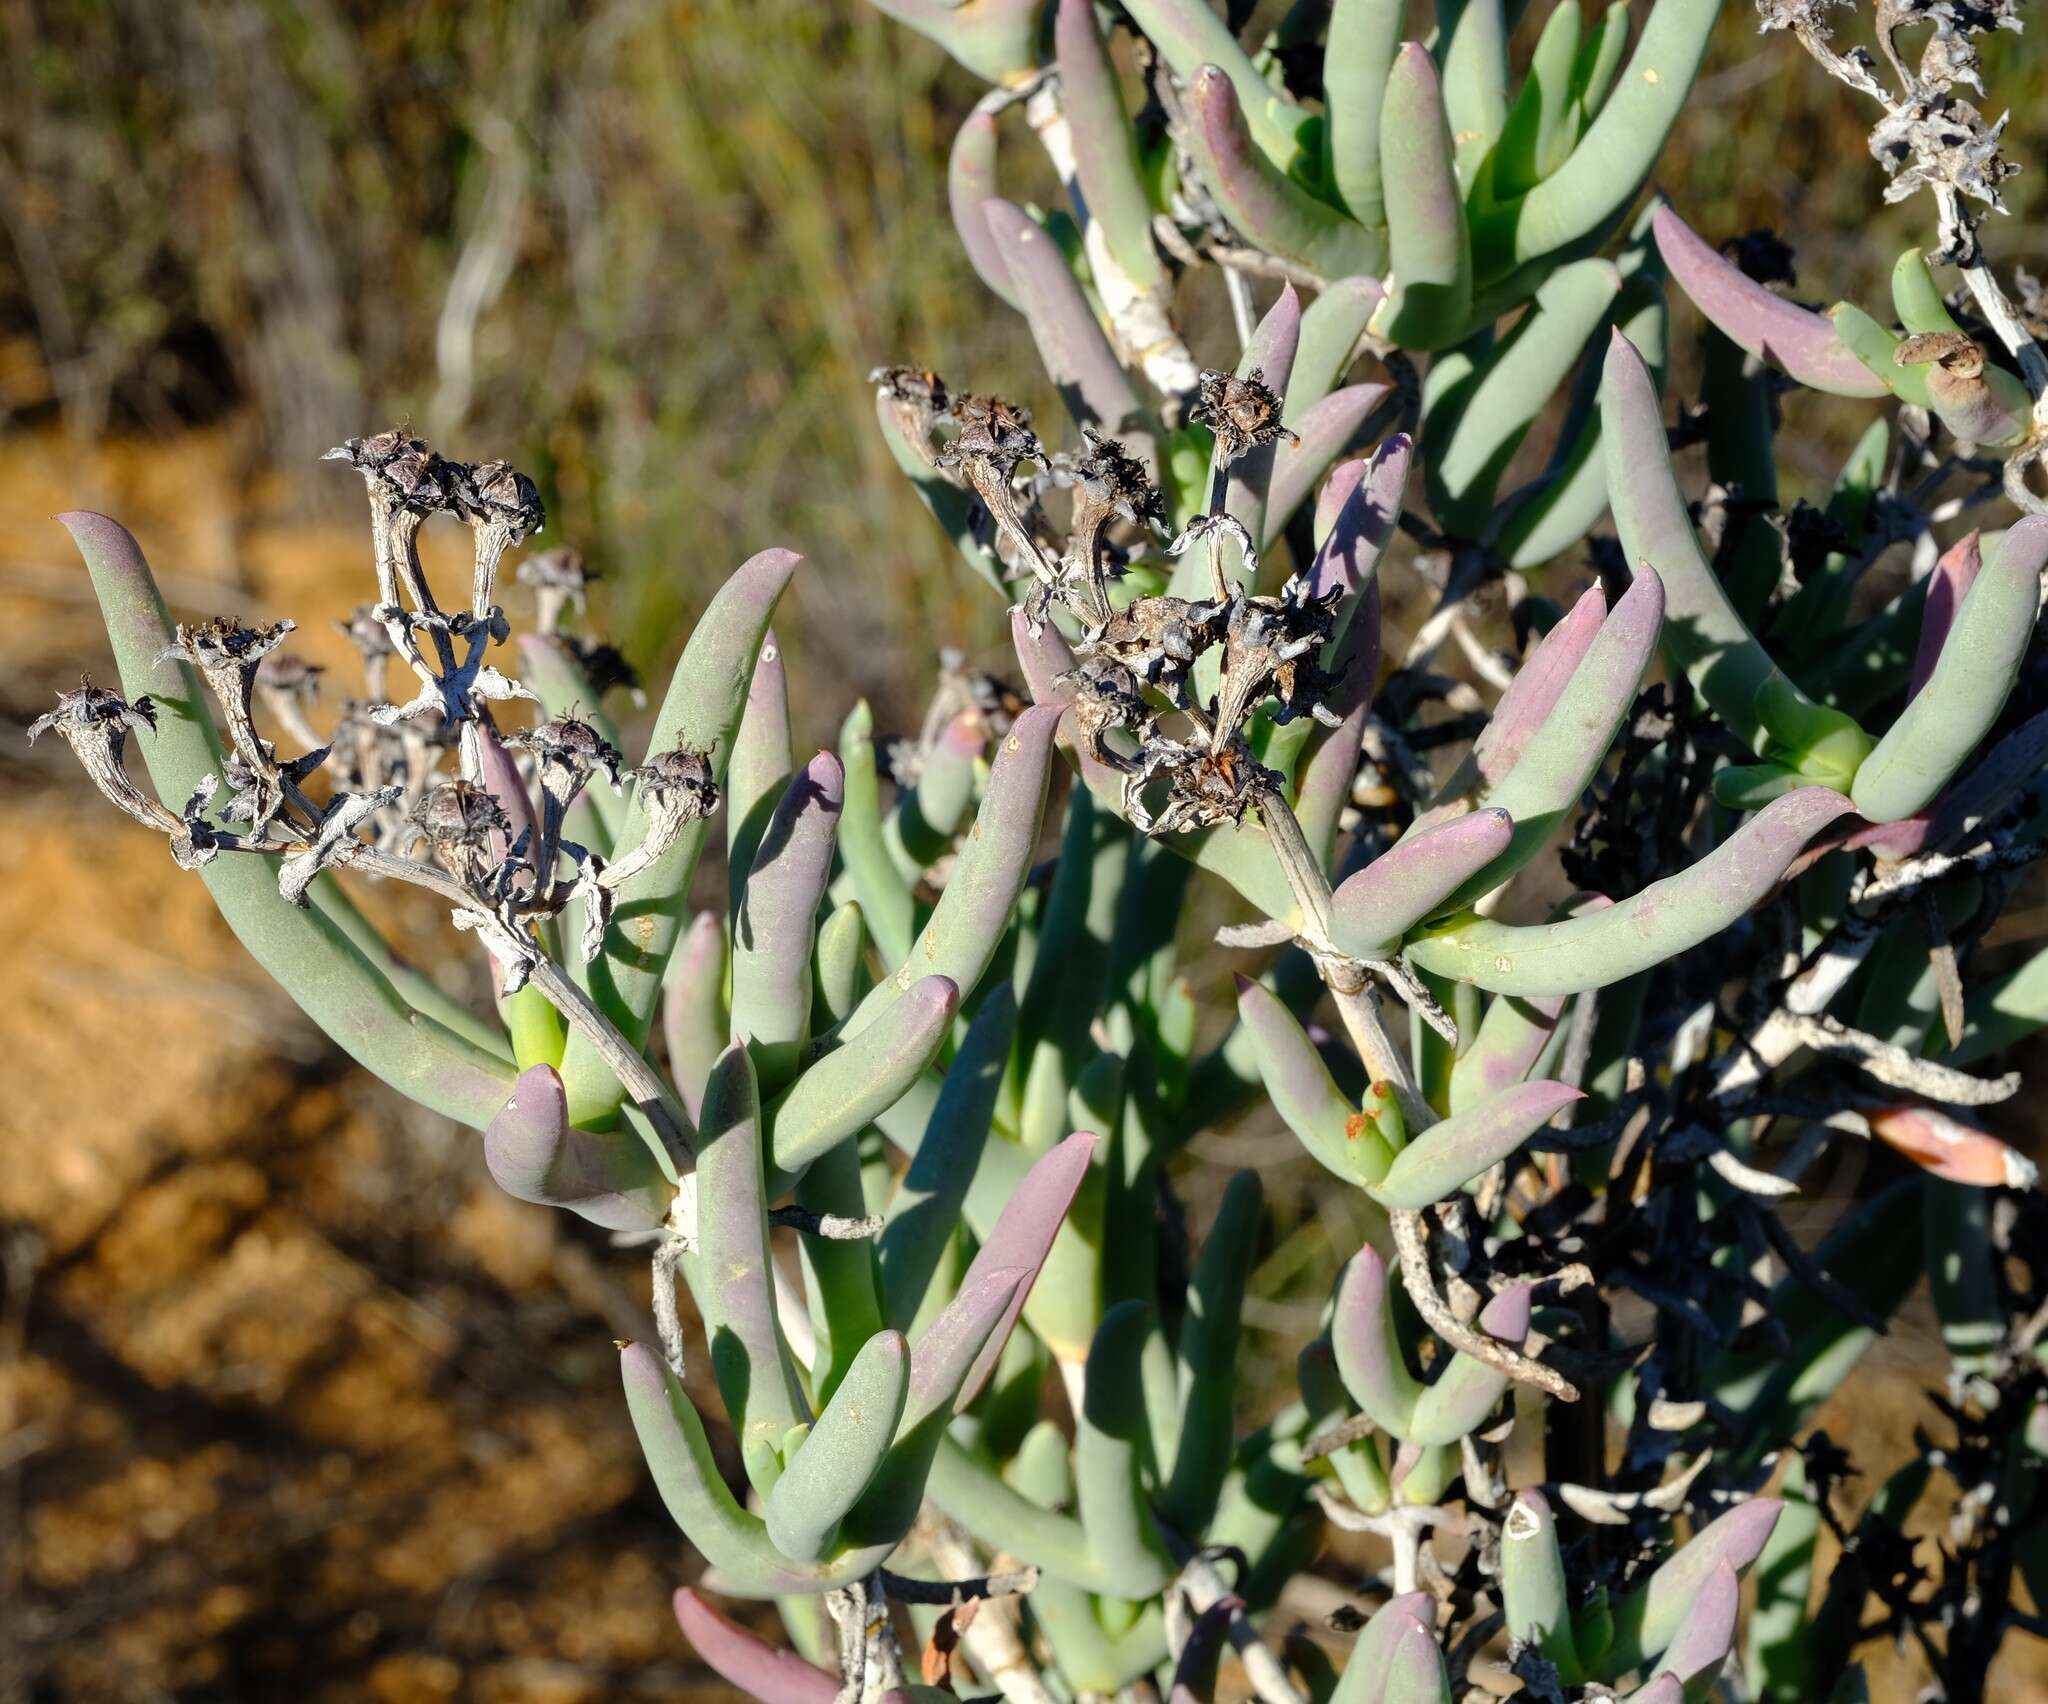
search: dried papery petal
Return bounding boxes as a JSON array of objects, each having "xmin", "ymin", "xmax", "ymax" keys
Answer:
[
  {"xmin": 1188, "ymin": 366, "xmax": 1296, "ymax": 468},
  {"xmin": 454, "ymin": 457, "xmax": 546, "ymax": 618},
  {"xmin": 516, "ymin": 546, "xmax": 597, "ymax": 635},
  {"xmin": 870, "ymin": 365, "xmax": 953, "ymax": 463},
  {"xmin": 28, "ymin": 678, "xmax": 186, "ymax": 842},
  {"xmin": 408, "ymin": 778, "xmax": 512, "ymax": 893},
  {"xmin": 1867, "ymin": 1105, "xmax": 2039, "ymax": 1188}
]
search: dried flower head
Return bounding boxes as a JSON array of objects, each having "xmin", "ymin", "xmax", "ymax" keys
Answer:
[
  {"xmin": 1189, "ymin": 367, "xmax": 1297, "ymax": 465},
  {"xmin": 29, "ymin": 677, "xmax": 183, "ymax": 835},
  {"xmin": 573, "ymin": 746, "xmax": 721, "ymax": 961},
  {"xmin": 518, "ymin": 547, "xmax": 597, "ymax": 634},
  {"xmin": 1211, "ymin": 581, "xmax": 1345, "ymax": 738},
  {"xmin": 871, "ymin": 365, "xmax": 953, "ymax": 456},
  {"xmin": 408, "ymin": 779, "xmax": 511, "ymax": 890},
  {"xmin": 511, "ymin": 715, "xmax": 625, "ymax": 889},
  {"xmin": 1079, "ymin": 594, "xmax": 1226, "ymax": 709},
  {"xmin": 158, "ymin": 615, "xmax": 299, "ymax": 829},
  {"xmin": 1058, "ymin": 654, "xmax": 1152, "ymax": 769},
  {"xmin": 454, "ymin": 458, "xmax": 546, "ymax": 617},
  {"xmin": 1059, "ymin": 429, "xmax": 1167, "ymax": 624},
  {"xmin": 938, "ymin": 393, "xmax": 1040, "ymax": 479},
  {"xmin": 1127, "ymin": 734, "xmax": 1278, "ymax": 834}
]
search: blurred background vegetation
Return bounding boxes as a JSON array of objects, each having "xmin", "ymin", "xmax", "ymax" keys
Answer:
[{"xmin": 3, "ymin": 1, "xmax": 2046, "ymax": 1699}]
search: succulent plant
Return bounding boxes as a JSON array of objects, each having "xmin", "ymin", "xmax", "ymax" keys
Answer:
[{"xmin": 34, "ymin": 0, "xmax": 2048, "ymax": 1698}]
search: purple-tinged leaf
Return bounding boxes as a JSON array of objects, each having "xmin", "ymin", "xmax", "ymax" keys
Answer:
[
  {"xmin": 485, "ymin": 1064, "xmax": 671, "ymax": 1233},
  {"xmin": 1237, "ymin": 975, "xmax": 1391, "ymax": 1184},
  {"xmin": 1306, "ymin": 432, "xmax": 1410, "ymax": 638},
  {"xmin": 1380, "ymin": 1620, "xmax": 1452, "ymax": 1704},
  {"xmin": 949, "ymin": 107, "xmax": 1018, "ymax": 307},
  {"xmin": 847, "ymin": 702, "xmax": 1061, "ymax": 1034},
  {"xmin": 1427, "ymin": 568, "xmax": 1663, "ymax": 903},
  {"xmin": 1654, "ymin": 1558, "xmax": 1739, "ymax": 1691},
  {"xmin": 1599, "ymin": 1500, "xmax": 1782, "ymax": 1675},
  {"xmin": 1448, "ymin": 897, "xmax": 1611, "ymax": 1112},
  {"xmin": 766, "ymin": 974, "xmax": 960, "ymax": 1183},
  {"xmin": 1406, "ymin": 1284, "xmax": 1535, "ymax": 1445},
  {"xmin": 662, "ymin": 910, "xmax": 728, "ymax": 1124},
  {"xmin": 765, "ymin": 1329, "xmax": 911, "ymax": 1564},
  {"xmin": 620, "ymin": 1344, "xmax": 888, "ymax": 1596},
  {"xmin": 1653, "ymin": 204, "xmax": 1888, "ymax": 398},
  {"xmin": 1368, "ymin": 46, "xmax": 1470, "ymax": 352},
  {"xmin": 1056, "ymin": 0, "xmax": 1163, "ymax": 290},
  {"xmin": 691, "ymin": 1044, "xmax": 810, "ymax": 1473},
  {"xmin": 1264, "ymin": 383, "xmax": 1392, "ymax": 548},
  {"xmin": 1369, "ymin": 1080, "xmax": 1583, "ymax": 1208},
  {"xmin": 955, "ymin": 1131, "xmax": 1098, "ymax": 1406},
  {"xmin": 1409, "ymin": 787, "xmax": 1855, "ymax": 996},
  {"xmin": 732, "ymin": 754, "xmax": 844, "ymax": 1092},
  {"xmin": 1331, "ymin": 809, "xmax": 1515, "ymax": 960},
  {"xmin": 565, "ymin": 545, "xmax": 800, "ymax": 1124},
  {"xmin": 984, "ymin": 199, "xmax": 1158, "ymax": 470},
  {"xmin": 1911, "ymin": 531, "xmax": 1982, "ymax": 702},
  {"xmin": 1182, "ymin": 68, "xmax": 1381, "ymax": 284},
  {"xmin": 1854, "ymin": 517, "xmax": 2048, "ymax": 822},
  {"xmin": 674, "ymin": 1588, "xmax": 840, "ymax": 1704},
  {"xmin": 1290, "ymin": 276, "xmax": 1387, "ymax": 424}
]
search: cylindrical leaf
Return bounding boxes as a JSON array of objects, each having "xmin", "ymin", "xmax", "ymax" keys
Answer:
[
  {"xmin": 485, "ymin": 1064, "xmax": 671, "ymax": 1233},
  {"xmin": 1409, "ymin": 787, "xmax": 1855, "ymax": 995}
]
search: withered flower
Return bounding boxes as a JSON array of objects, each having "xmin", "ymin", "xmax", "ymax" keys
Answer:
[
  {"xmin": 407, "ymin": 779, "xmax": 511, "ymax": 892},
  {"xmin": 1057, "ymin": 655, "xmax": 1152, "ymax": 770},
  {"xmin": 29, "ymin": 679, "xmax": 185, "ymax": 841},
  {"xmin": 517, "ymin": 547, "xmax": 597, "ymax": 635},
  {"xmin": 1079, "ymin": 594, "xmax": 1225, "ymax": 709},
  {"xmin": 511, "ymin": 716, "xmax": 624, "ymax": 888},
  {"xmin": 1063, "ymin": 429, "xmax": 1166, "ymax": 622},
  {"xmin": 1126, "ymin": 734, "xmax": 1278, "ymax": 835},
  {"xmin": 870, "ymin": 365, "xmax": 952, "ymax": 460},
  {"xmin": 323, "ymin": 429, "xmax": 457, "ymax": 616},
  {"xmin": 936, "ymin": 394, "xmax": 1063, "ymax": 600},
  {"xmin": 454, "ymin": 458, "xmax": 546, "ymax": 618},
  {"xmin": 1189, "ymin": 367, "xmax": 1297, "ymax": 466},
  {"xmin": 1210, "ymin": 581, "xmax": 1345, "ymax": 739},
  {"xmin": 159, "ymin": 616, "xmax": 297, "ymax": 831}
]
